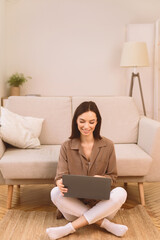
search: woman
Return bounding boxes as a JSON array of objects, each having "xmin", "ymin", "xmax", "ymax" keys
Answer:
[{"xmin": 46, "ymin": 101, "xmax": 128, "ymax": 239}]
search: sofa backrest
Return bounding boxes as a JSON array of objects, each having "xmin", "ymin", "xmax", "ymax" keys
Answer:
[
  {"xmin": 5, "ymin": 96, "xmax": 140, "ymax": 145},
  {"xmin": 72, "ymin": 96, "xmax": 140, "ymax": 143},
  {"xmin": 5, "ymin": 96, "xmax": 72, "ymax": 144}
]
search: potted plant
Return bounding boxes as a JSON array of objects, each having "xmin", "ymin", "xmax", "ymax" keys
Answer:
[{"xmin": 7, "ymin": 72, "xmax": 31, "ymax": 96}]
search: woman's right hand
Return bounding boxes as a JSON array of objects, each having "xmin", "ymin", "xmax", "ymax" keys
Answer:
[{"xmin": 56, "ymin": 178, "xmax": 68, "ymax": 196}]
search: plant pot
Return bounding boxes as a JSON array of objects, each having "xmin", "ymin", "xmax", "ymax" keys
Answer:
[{"xmin": 10, "ymin": 87, "xmax": 20, "ymax": 96}]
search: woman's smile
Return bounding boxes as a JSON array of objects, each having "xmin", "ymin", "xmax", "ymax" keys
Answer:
[{"xmin": 81, "ymin": 128, "xmax": 91, "ymax": 135}]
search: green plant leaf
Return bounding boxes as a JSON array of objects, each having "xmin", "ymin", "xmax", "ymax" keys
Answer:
[{"xmin": 7, "ymin": 72, "xmax": 32, "ymax": 87}]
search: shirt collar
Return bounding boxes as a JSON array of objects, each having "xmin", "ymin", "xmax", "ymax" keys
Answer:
[{"xmin": 70, "ymin": 137, "xmax": 107, "ymax": 150}]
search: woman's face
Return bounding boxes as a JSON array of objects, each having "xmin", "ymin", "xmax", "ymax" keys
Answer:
[{"xmin": 76, "ymin": 111, "xmax": 97, "ymax": 137}]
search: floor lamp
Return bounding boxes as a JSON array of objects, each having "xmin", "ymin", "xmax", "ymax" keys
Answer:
[{"xmin": 120, "ymin": 42, "xmax": 149, "ymax": 116}]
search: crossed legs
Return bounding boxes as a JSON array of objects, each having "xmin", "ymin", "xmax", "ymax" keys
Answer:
[{"xmin": 46, "ymin": 186, "xmax": 128, "ymax": 239}]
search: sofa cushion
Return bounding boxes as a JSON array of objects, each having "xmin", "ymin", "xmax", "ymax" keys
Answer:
[
  {"xmin": 0, "ymin": 145, "xmax": 60, "ymax": 179},
  {"xmin": 0, "ymin": 143, "xmax": 152, "ymax": 180},
  {"xmin": 0, "ymin": 107, "xmax": 44, "ymax": 148},
  {"xmin": 115, "ymin": 144, "xmax": 152, "ymax": 176},
  {"xmin": 72, "ymin": 96, "xmax": 140, "ymax": 143},
  {"xmin": 5, "ymin": 96, "xmax": 72, "ymax": 145}
]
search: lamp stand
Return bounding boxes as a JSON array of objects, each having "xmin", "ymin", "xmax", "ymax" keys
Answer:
[{"xmin": 129, "ymin": 72, "xmax": 146, "ymax": 116}]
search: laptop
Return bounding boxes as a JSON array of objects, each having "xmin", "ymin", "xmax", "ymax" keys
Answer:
[{"xmin": 62, "ymin": 175, "xmax": 111, "ymax": 200}]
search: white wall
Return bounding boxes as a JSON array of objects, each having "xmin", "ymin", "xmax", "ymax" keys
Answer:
[
  {"xmin": 0, "ymin": 0, "xmax": 6, "ymax": 103},
  {"xmin": 2, "ymin": 0, "xmax": 160, "ymax": 99}
]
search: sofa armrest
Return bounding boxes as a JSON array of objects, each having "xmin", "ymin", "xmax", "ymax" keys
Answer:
[
  {"xmin": 138, "ymin": 117, "xmax": 160, "ymax": 181},
  {"xmin": 0, "ymin": 137, "xmax": 6, "ymax": 159}
]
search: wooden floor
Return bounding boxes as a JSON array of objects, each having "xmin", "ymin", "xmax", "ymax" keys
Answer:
[{"xmin": 0, "ymin": 182, "xmax": 160, "ymax": 231}]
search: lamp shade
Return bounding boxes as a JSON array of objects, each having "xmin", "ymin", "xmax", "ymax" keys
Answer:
[{"xmin": 120, "ymin": 42, "xmax": 149, "ymax": 67}]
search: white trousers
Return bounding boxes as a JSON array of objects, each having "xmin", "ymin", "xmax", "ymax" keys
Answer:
[{"xmin": 51, "ymin": 186, "xmax": 127, "ymax": 224}]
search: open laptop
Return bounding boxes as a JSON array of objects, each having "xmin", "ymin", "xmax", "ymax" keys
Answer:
[{"xmin": 62, "ymin": 175, "xmax": 111, "ymax": 200}]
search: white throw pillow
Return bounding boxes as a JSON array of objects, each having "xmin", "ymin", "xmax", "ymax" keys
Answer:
[{"xmin": 0, "ymin": 107, "xmax": 44, "ymax": 148}]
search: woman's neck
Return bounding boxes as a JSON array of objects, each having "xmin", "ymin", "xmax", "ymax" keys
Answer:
[{"xmin": 80, "ymin": 134, "xmax": 94, "ymax": 144}]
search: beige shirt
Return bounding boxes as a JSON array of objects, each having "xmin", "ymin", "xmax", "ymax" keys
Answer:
[{"xmin": 55, "ymin": 137, "xmax": 117, "ymax": 186}]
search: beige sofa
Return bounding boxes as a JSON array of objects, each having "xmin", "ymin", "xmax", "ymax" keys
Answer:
[{"xmin": 0, "ymin": 96, "xmax": 160, "ymax": 208}]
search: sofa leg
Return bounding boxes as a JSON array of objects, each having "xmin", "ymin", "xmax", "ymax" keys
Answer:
[
  {"xmin": 7, "ymin": 185, "xmax": 14, "ymax": 209},
  {"xmin": 124, "ymin": 182, "xmax": 128, "ymax": 187},
  {"xmin": 138, "ymin": 182, "xmax": 145, "ymax": 206}
]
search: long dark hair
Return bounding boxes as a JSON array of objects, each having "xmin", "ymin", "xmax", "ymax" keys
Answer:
[{"xmin": 69, "ymin": 101, "xmax": 102, "ymax": 139}]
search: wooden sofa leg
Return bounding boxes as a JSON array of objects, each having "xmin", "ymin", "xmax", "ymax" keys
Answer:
[
  {"xmin": 138, "ymin": 182, "xmax": 145, "ymax": 206},
  {"xmin": 7, "ymin": 185, "xmax": 14, "ymax": 209}
]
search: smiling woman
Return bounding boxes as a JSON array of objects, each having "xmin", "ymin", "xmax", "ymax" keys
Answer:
[{"xmin": 46, "ymin": 101, "xmax": 128, "ymax": 240}]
